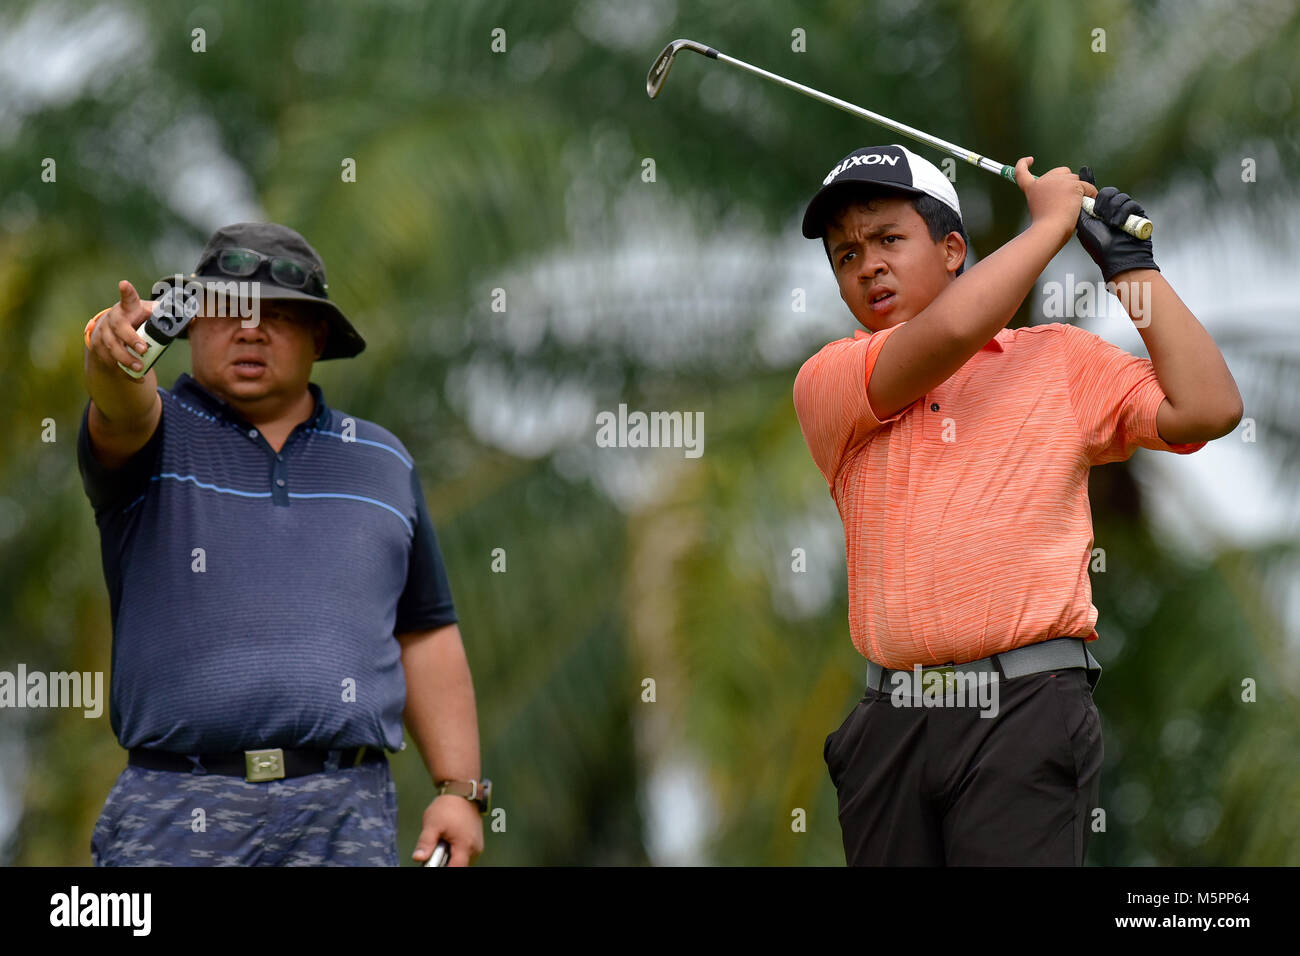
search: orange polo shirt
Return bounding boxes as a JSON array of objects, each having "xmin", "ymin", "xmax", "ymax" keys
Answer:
[{"xmin": 792, "ymin": 321, "xmax": 1206, "ymax": 669}]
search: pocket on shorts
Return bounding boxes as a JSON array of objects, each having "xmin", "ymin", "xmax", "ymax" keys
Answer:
[
  {"xmin": 823, "ymin": 700, "xmax": 857, "ymax": 763},
  {"xmin": 1050, "ymin": 671, "xmax": 1102, "ymax": 785},
  {"xmin": 824, "ymin": 697, "xmax": 874, "ymax": 788},
  {"xmin": 383, "ymin": 764, "xmax": 398, "ymax": 831},
  {"xmin": 90, "ymin": 768, "xmax": 131, "ymax": 864}
]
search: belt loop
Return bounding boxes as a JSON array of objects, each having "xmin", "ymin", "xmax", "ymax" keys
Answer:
[
  {"xmin": 186, "ymin": 755, "xmax": 206, "ymax": 775},
  {"xmin": 1083, "ymin": 638, "xmax": 1102, "ymax": 691},
  {"xmin": 989, "ymin": 652, "xmax": 1007, "ymax": 682},
  {"xmin": 324, "ymin": 749, "xmax": 341, "ymax": 773}
]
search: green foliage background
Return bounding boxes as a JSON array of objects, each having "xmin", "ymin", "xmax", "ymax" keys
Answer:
[{"xmin": 2, "ymin": 0, "xmax": 1298, "ymax": 865}]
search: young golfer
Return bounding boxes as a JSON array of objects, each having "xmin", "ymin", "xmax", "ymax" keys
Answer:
[{"xmin": 793, "ymin": 145, "xmax": 1242, "ymax": 865}]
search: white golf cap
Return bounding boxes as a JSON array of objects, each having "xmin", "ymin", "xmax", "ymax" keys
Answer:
[{"xmin": 802, "ymin": 144, "xmax": 962, "ymax": 239}]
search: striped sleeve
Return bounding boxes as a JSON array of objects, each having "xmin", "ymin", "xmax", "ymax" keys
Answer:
[
  {"xmin": 1056, "ymin": 323, "xmax": 1207, "ymax": 464},
  {"xmin": 394, "ymin": 467, "xmax": 459, "ymax": 634},
  {"xmin": 792, "ymin": 324, "xmax": 913, "ymax": 488},
  {"xmin": 76, "ymin": 398, "xmax": 164, "ymax": 519}
]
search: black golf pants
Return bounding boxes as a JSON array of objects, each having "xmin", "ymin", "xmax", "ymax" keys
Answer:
[{"xmin": 824, "ymin": 667, "xmax": 1103, "ymax": 865}]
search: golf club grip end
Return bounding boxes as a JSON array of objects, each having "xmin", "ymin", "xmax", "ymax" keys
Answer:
[
  {"xmin": 1127, "ymin": 215, "xmax": 1154, "ymax": 240},
  {"xmin": 1079, "ymin": 196, "xmax": 1154, "ymax": 240}
]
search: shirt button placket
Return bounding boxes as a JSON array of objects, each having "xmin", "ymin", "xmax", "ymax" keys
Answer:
[{"xmin": 272, "ymin": 455, "xmax": 289, "ymax": 506}]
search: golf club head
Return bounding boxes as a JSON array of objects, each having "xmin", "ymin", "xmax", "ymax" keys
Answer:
[{"xmin": 646, "ymin": 38, "xmax": 718, "ymax": 98}]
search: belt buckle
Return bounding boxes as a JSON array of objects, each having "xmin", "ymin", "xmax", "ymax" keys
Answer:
[
  {"xmin": 928, "ymin": 664, "xmax": 958, "ymax": 692},
  {"xmin": 245, "ymin": 748, "xmax": 285, "ymax": 782}
]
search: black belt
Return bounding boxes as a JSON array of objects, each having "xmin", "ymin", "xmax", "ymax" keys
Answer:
[
  {"xmin": 866, "ymin": 636, "xmax": 1102, "ymax": 694},
  {"xmin": 128, "ymin": 745, "xmax": 385, "ymax": 781}
]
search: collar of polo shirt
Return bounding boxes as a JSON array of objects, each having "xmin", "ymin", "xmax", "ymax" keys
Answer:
[
  {"xmin": 174, "ymin": 372, "xmax": 330, "ymax": 431},
  {"xmin": 854, "ymin": 328, "xmax": 1006, "ymax": 352}
]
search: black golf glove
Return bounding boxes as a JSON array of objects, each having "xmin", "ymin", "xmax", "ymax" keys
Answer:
[{"xmin": 1074, "ymin": 166, "xmax": 1159, "ymax": 284}]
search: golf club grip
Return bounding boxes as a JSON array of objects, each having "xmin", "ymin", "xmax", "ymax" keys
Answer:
[
  {"xmin": 1005, "ymin": 165, "xmax": 1155, "ymax": 239},
  {"xmin": 1079, "ymin": 196, "xmax": 1153, "ymax": 240},
  {"xmin": 423, "ymin": 839, "xmax": 450, "ymax": 866}
]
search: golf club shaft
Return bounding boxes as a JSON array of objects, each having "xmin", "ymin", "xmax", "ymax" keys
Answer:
[{"xmin": 657, "ymin": 42, "xmax": 1153, "ymax": 240}]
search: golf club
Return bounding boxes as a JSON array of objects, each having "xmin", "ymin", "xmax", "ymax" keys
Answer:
[
  {"xmin": 647, "ymin": 39, "xmax": 1154, "ymax": 240},
  {"xmin": 424, "ymin": 839, "xmax": 450, "ymax": 867}
]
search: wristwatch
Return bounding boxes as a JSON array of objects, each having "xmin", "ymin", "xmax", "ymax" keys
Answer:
[{"xmin": 436, "ymin": 777, "xmax": 492, "ymax": 815}]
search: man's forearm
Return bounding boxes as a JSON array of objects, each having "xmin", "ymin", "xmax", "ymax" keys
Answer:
[
  {"xmin": 934, "ymin": 222, "xmax": 1069, "ymax": 350},
  {"xmin": 398, "ymin": 623, "xmax": 480, "ymax": 784},
  {"xmin": 84, "ymin": 340, "xmax": 157, "ymax": 423},
  {"xmin": 1113, "ymin": 269, "xmax": 1243, "ymax": 429}
]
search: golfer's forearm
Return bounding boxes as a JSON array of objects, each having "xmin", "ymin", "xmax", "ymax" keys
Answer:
[
  {"xmin": 399, "ymin": 624, "xmax": 481, "ymax": 784},
  {"xmin": 929, "ymin": 222, "xmax": 1066, "ymax": 349},
  {"xmin": 84, "ymin": 347, "xmax": 157, "ymax": 425},
  {"xmin": 1116, "ymin": 269, "xmax": 1243, "ymax": 429}
]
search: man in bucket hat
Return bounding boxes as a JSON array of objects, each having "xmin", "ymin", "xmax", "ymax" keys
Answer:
[
  {"xmin": 793, "ymin": 146, "xmax": 1243, "ymax": 865},
  {"xmin": 78, "ymin": 222, "xmax": 489, "ymax": 866}
]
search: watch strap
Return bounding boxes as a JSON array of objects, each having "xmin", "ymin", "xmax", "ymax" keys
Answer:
[{"xmin": 436, "ymin": 778, "xmax": 491, "ymax": 814}]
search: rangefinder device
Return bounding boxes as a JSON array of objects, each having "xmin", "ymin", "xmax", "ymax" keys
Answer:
[{"xmin": 117, "ymin": 285, "xmax": 201, "ymax": 380}]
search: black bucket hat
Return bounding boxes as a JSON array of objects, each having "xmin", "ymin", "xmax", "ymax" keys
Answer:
[{"xmin": 151, "ymin": 222, "xmax": 365, "ymax": 360}]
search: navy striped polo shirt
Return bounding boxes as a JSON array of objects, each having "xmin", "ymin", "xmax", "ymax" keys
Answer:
[{"xmin": 76, "ymin": 372, "xmax": 458, "ymax": 754}]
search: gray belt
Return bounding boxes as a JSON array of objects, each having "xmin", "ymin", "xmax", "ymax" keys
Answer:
[{"xmin": 865, "ymin": 636, "xmax": 1102, "ymax": 693}]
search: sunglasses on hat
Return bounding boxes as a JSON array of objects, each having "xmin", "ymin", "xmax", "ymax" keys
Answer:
[{"xmin": 196, "ymin": 247, "xmax": 328, "ymax": 298}]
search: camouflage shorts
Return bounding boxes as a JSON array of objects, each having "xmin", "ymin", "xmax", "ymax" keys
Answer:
[{"xmin": 91, "ymin": 759, "xmax": 398, "ymax": 866}]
